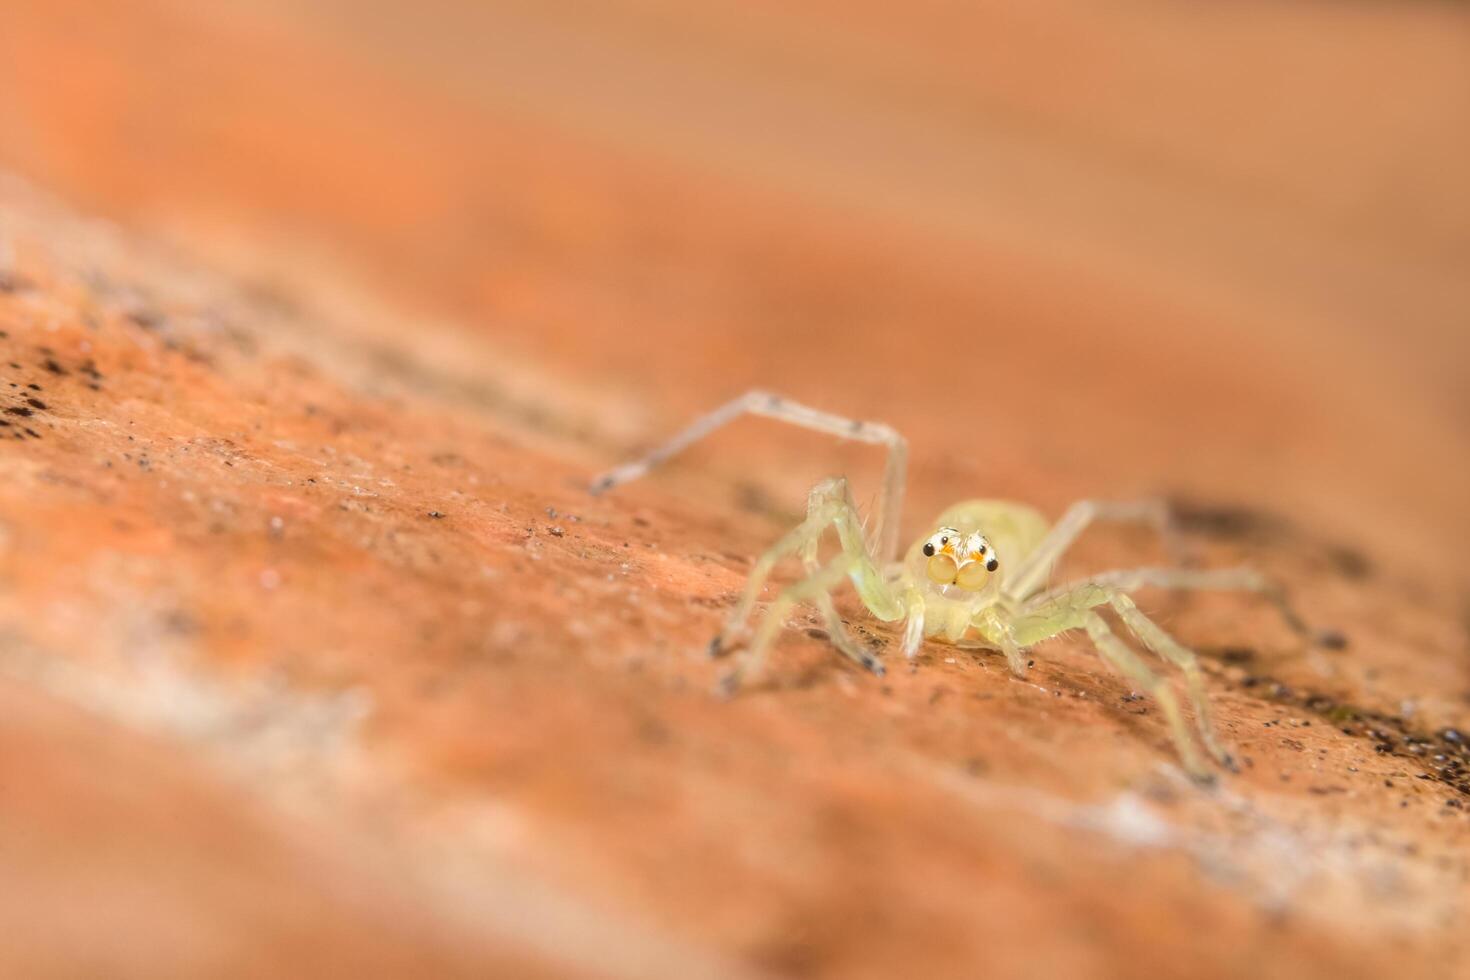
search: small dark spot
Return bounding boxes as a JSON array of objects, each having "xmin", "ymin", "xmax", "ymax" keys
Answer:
[
  {"xmin": 1027, "ymin": 659, "xmax": 1035, "ymax": 668},
  {"xmin": 127, "ymin": 309, "xmax": 163, "ymax": 330},
  {"xmin": 42, "ymin": 358, "xmax": 65, "ymax": 375},
  {"xmin": 1217, "ymin": 646, "xmax": 1257, "ymax": 665},
  {"xmin": 4, "ymin": 406, "xmax": 31, "ymax": 417},
  {"xmin": 26, "ymin": 383, "xmax": 40, "ymax": 391},
  {"xmin": 428, "ymin": 510, "xmax": 446, "ymax": 519},
  {"xmin": 985, "ymin": 558, "xmax": 998, "ymax": 571},
  {"xmin": 922, "ymin": 543, "xmax": 935, "ymax": 556},
  {"xmin": 25, "ymin": 398, "xmax": 45, "ymax": 410},
  {"xmin": 1327, "ymin": 545, "xmax": 1373, "ymax": 580},
  {"xmin": 7, "ymin": 362, "xmax": 19, "ymax": 370},
  {"xmin": 1315, "ymin": 629, "xmax": 1348, "ymax": 651},
  {"xmin": 849, "ymin": 419, "xmax": 864, "ymax": 433},
  {"xmin": 23, "ymin": 428, "xmax": 39, "ymax": 438}
]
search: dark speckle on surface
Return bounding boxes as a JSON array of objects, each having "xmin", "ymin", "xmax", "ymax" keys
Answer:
[
  {"xmin": 42, "ymin": 358, "xmax": 66, "ymax": 375},
  {"xmin": 1248, "ymin": 679, "xmax": 1470, "ymax": 798}
]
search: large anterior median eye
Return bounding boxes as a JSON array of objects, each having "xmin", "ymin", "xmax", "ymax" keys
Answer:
[
  {"xmin": 954, "ymin": 561, "xmax": 991, "ymax": 591},
  {"xmin": 926, "ymin": 553, "xmax": 958, "ymax": 585}
]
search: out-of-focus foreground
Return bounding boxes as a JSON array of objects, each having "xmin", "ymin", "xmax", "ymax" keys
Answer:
[{"xmin": 0, "ymin": 2, "xmax": 1467, "ymax": 977}]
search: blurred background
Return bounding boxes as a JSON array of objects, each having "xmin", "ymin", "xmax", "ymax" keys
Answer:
[
  {"xmin": 3, "ymin": 0, "xmax": 1467, "ymax": 579},
  {"xmin": 0, "ymin": 2, "xmax": 1468, "ymax": 978}
]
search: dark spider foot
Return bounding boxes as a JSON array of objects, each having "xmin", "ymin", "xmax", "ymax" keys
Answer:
[
  {"xmin": 714, "ymin": 670, "xmax": 744, "ymax": 700},
  {"xmin": 708, "ymin": 634, "xmax": 739, "ymax": 659},
  {"xmin": 1187, "ymin": 768, "xmax": 1219, "ymax": 788}
]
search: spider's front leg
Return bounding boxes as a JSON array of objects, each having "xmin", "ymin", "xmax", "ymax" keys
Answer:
[
  {"xmin": 587, "ymin": 390, "xmax": 912, "ymax": 691},
  {"xmin": 715, "ymin": 477, "xmax": 904, "ymax": 694},
  {"xmin": 1013, "ymin": 586, "xmax": 1222, "ymax": 781}
]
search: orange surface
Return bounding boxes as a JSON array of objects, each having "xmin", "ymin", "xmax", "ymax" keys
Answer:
[{"xmin": 0, "ymin": 2, "xmax": 1467, "ymax": 977}]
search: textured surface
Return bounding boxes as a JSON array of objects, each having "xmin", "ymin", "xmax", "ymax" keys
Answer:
[{"xmin": 0, "ymin": 2, "xmax": 1468, "ymax": 977}]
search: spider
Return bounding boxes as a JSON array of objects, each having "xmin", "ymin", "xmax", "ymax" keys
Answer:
[{"xmin": 591, "ymin": 390, "xmax": 1308, "ymax": 780}]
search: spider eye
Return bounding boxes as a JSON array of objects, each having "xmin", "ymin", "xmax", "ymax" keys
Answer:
[
  {"xmin": 940, "ymin": 536, "xmax": 948, "ymax": 544},
  {"xmin": 922, "ymin": 543, "xmax": 935, "ymax": 557},
  {"xmin": 955, "ymin": 560, "xmax": 992, "ymax": 591},
  {"xmin": 986, "ymin": 558, "xmax": 999, "ymax": 571},
  {"xmin": 926, "ymin": 554, "xmax": 958, "ymax": 586}
]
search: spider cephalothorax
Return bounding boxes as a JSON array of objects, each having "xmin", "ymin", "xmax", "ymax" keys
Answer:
[{"xmin": 591, "ymin": 389, "xmax": 1309, "ymax": 781}]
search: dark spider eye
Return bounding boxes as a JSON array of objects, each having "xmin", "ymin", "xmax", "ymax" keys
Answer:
[
  {"xmin": 940, "ymin": 536, "xmax": 948, "ymax": 544},
  {"xmin": 922, "ymin": 543, "xmax": 935, "ymax": 556},
  {"xmin": 986, "ymin": 558, "xmax": 998, "ymax": 571}
]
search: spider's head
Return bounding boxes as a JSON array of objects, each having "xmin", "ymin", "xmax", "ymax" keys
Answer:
[{"xmin": 922, "ymin": 527, "xmax": 999, "ymax": 591}]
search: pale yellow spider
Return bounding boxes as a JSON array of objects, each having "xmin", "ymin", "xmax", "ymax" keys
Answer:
[{"xmin": 591, "ymin": 390, "xmax": 1304, "ymax": 779}]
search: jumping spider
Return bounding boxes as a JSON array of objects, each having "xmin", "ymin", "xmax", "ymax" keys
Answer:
[{"xmin": 591, "ymin": 390, "xmax": 1307, "ymax": 780}]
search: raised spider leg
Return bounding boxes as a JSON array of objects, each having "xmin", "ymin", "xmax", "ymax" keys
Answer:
[
  {"xmin": 1015, "ymin": 588, "xmax": 1215, "ymax": 780},
  {"xmin": 588, "ymin": 389, "xmax": 910, "ymax": 562},
  {"xmin": 1033, "ymin": 566, "xmax": 1311, "ymax": 639},
  {"xmin": 1005, "ymin": 499, "xmax": 1173, "ymax": 601}
]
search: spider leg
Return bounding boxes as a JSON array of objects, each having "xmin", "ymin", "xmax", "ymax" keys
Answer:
[
  {"xmin": 1015, "ymin": 589, "xmax": 1214, "ymax": 780},
  {"xmin": 588, "ymin": 389, "xmax": 909, "ymax": 561},
  {"xmin": 1005, "ymin": 499, "xmax": 1172, "ymax": 601},
  {"xmin": 797, "ymin": 503, "xmax": 883, "ymax": 670},
  {"xmin": 1106, "ymin": 593, "xmax": 1230, "ymax": 767},
  {"xmin": 899, "ymin": 586, "xmax": 927, "ymax": 658},
  {"xmin": 1033, "ymin": 566, "xmax": 1311, "ymax": 639},
  {"xmin": 714, "ymin": 477, "xmax": 902, "ymax": 662},
  {"xmin": 718, "ymin": 553, "xmax": 882, "ymax": 696}
]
